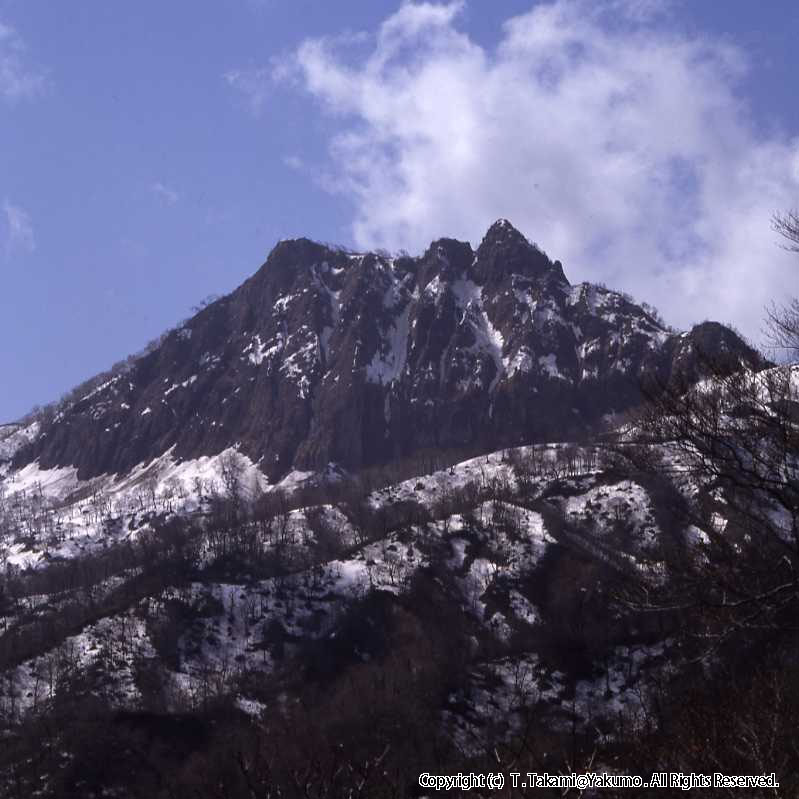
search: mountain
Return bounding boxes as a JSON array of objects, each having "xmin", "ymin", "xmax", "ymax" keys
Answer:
[
  {"xmin": 8, "ymin": 219, "xmax": 760, "ymax": 483},
  {"xmin": 0, "ymin": 221, "xmax": 795, "ymax": 796}
]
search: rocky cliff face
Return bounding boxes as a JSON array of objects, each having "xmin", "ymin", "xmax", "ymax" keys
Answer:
[{"xmin": 12, "ymin": 220, "xmax": 761, "ymax": 481}]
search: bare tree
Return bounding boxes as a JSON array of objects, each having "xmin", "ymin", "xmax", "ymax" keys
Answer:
[
  {"xmin": 773, "ymin": 208, "xmax": 799, "ymax": 252},
  {"xmin": 765, "ymin": 209, "xmax": 799, "ymax": 358},
  {"xmin": 219, "ymin": 451, "xmax": 243, "ymax": 510},
  {"xmin": 625, "ymin": 209, "xmax": 798, "ymax": 639},
  {"xmin": 620, "ymin": 355, "xmax": 798, "ymax": 652},
  {"xmin": 765, "ymin": 297, "xmax": 799, "ymax": 359}
]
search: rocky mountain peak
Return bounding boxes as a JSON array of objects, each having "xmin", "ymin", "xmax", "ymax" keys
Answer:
[
  {"xmin": 482, "ymin": 218, "xmax": 528, "ymax": 245},
  {"xmin": 6, "ymin": 223, "xmax": 760, "ymax": 484},
  {"xmin": 474, "ymin": 219, "xmax": 567, "ymax": 286},
  {"xmin": 250, "ymin": 237, "xmax": 333, "ymax": 296}
]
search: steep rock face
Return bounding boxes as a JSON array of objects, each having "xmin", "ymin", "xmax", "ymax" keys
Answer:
[{"xmin": 14, "ymin": 221, "xmax": 761, "ymax": 481}]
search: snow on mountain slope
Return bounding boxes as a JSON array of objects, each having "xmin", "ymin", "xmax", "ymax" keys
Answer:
[
  {"xmin": 0, "ymin": 421, "xmax": 749, "ymax": 773},
  {"xmin": 0, "ymin": 448, "xmax": 268, "ymax": 568},
  {"xmin": 0, "ymin": 422, "xmax": 40, "ymax": 467}
]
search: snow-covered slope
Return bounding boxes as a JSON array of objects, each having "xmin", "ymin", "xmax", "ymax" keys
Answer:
[{"xmin": 0, "ymin": 439, "xmax": 692, "ymax": 727}]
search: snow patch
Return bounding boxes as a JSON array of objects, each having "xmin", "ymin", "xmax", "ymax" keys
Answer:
[{"xmin": 365, "ymin": 303, "xmax": 411, "ymax": 384}]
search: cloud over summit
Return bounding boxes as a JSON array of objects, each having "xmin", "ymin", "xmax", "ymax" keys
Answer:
[{"xmin": 280, "ymin": 0, "xmax": 798, "ymax": 341}]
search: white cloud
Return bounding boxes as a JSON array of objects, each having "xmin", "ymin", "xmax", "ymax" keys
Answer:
[
  {"xmin": 225, "ymin": 67, "xmax": 273, "ymax": 115},
  {"xmin": 3, "ymin": 200, "xmax": 35, "ymax": 254},
  {"xmin": 277, "ymin": 0, "xmax": 798, "ymax": 342},
  {"xmin": 151, "ymin": 181, "xmax": 179, "ymax": 207},
  {"xmin": 0, "ymin": 21, "xmax": 46, "ymax": 102},
  {"xmin": 283, "ymin": 154, "xmax": 305, "ymax": 171}
]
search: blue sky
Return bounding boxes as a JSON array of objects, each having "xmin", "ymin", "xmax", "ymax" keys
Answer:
[{"xmin": 1, "ymin": 0, "xmax": 798, "ymax": 422}]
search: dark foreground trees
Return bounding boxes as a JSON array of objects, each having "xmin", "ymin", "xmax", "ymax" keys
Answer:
[
  {"xmin": 626, "ymin": 362, "xmax": 798, "ymax": 646},
  {"xmin": 607, "ymin": 286, "xmax": 799, "ymax": 794}
]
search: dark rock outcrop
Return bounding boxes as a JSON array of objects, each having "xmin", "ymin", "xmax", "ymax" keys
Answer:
[{"xmin": 14, "ymin": 221, "xmax": 762, "ymax": 481}]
